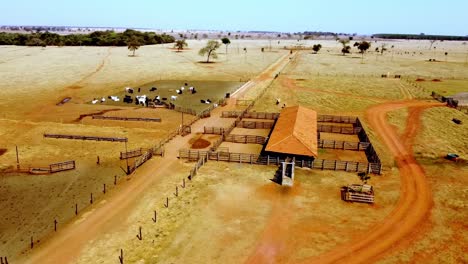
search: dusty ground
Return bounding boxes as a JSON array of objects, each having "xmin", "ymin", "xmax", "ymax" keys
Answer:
[
  {"xmin": 1, "ymin": 39, "xmax": 467, "ymax": 263},
  {"xmin": 0, "ymin": 40, "xmax": 287, "ymax": 260}
]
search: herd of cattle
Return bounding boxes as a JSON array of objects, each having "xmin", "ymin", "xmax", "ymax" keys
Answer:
[{"xmin": 91, "ymin": 83, "xmax": 215, "ymax": 108}]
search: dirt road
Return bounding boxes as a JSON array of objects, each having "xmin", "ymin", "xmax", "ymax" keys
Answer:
[
  {"xmin": 302, "ymin": 101, "xmax": 443, "ymax": 263},
  {"xmin": 21, "ymin": 51, "xmax": 293, "ymax": 264}
]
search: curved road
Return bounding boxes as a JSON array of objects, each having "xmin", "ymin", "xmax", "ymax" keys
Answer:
[{"xmin": 246, "ymin": 100, "xmax": 443, "ymax": 264}]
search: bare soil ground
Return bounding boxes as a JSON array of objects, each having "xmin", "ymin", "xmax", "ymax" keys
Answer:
[{"xmin": 1, "ymin": 39, "xmax": 467, "ymax": 263}]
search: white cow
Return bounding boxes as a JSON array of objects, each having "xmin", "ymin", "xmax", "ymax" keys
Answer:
[
  {"xmin": 136, "ymin": 95, "xmax": 147, "ymax": 106},
  {"xmin": 110, "ymin": 96, "xmax": 120, "ymax": 102},
  {"xmin": 100, "ymin": 97, "xmax": 106, "ymax": 103},
  {"xmin": 92, "ymin": 99, "xmax": 99, "ymax": 104},
  {"xmin": 171, "ymin": 95, "xmax": 177, "ymax": 101}
]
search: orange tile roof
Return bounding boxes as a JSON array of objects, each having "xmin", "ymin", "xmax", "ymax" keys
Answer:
[{"xmin": 265, "ymin": 106, "xmax": 318, "ymax": 157}]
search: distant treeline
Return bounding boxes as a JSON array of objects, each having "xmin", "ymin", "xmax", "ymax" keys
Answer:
[
  {"xmin": 0, "ymin": 29, "xmax": 175, "ymax": 46},
  {"xmin": 372, "ymin": 33, "xmax": 468, "ymax": 41}
]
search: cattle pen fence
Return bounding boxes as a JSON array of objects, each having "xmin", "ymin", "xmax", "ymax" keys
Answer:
[
  {"xmin": 92, "ymin": 116, "xmax": 161, "ymax": 122},
  {"xmin": 17, "ymin": 160, "xmax": 76, "ymax": 174},
  {"xmin": 44, "ymin": 133, "xmax": 128, "ymax": 142},
  {"xmin": 178, "ymin": 149, "xmax": 382, "ymax": 174}
]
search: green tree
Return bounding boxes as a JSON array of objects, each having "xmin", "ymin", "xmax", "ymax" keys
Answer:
[
  {"xmin": 198, "ymin": 40, "xmax": 221, "ymax": 63},
  {"xmin": 174, "ymin": 39, "xmax": 188, "ymax": 51},
  {"xmin": 312, "ymin": 44, "xmax": 322, "ymax": 54},
  {"xmin": 127, "ymin": 36, "xmax": 142, "ymax": 56},
  {"xmin": 355, "ymin": 41, "xmax": 371, "ymax": 62},
  {"xmin": 338, "ymin": 39, "xmax": 351, "ymax": 55},
  {"xmin": 221, "ymin": 37, "xmax": 231, "ymax": 54}
]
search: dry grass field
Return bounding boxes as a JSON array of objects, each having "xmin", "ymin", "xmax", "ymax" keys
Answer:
[{"xmin": 1, "ymin": 38, "xmax": 467, "ymax": 263}]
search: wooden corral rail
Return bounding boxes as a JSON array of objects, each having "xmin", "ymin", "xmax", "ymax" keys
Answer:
[
  {"xmin": 317, "ymin": 114, "xmax": 358, "ymax": 124},
  {"xmin": 49, "ymin": 160, "xmax": 76, "ymax": 173},
  {"xmin": 173, "ymin": 106, "xmax": 197, "ymax": 116},
  {"xmin": 204, "ymin": 126, "xmax": 226, "ymax": 135},
  {"xmin": 92, "ymin": 116, "xmax": 161, "ymax": 122},
  {"xmin": 44, "ymin": 133, "xmax": 128, "ymax": 142},
  {"xmin": 128, "ymin": 149, "xmax": 153, "ymax": 174},
  {"xmin": 355, "ymin": 119, "xmax": 382, "ymax": 165},
  {"xmin": 319, "ymin": 139, "xmax": 370, "ymax": 151},
  {"xmin": 188, "ymin": 153, "xmax": 208, "ymax": 180},
  {"xmin": 18, "ymin": 160, "xmax": 76, "ymax": 174},
  {"xmin": 341, "ymin": 184, "xmax": 374, "ymax": 204},
  {"xmin": 178, "ymin": 149, "xmax": 382, "ymax": 174},
  {"xmin": 317, "ymin": 124, "xmax": 362, "ymax": 134},
  {"xmin": 120, "ymin": 148, "xmax": 144, "ymax": 159},
  {"xmin": 221, "ymin": 111, "xmax": 279, "ymax": 120},
  {"xmin": 224, "ymin": 135, "xmax": 267, "ymax": 145},
  {"xmin": 235, "ymin": 120, "xmax": 275, "ymax": 129}
]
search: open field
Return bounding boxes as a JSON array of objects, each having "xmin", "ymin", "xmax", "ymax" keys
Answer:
[
  {"xmin": 1, "ymin": 38, "xmax": 467, "ymax": 263},
  {"xmin": 75, "ymin": 162, "xmax": 400, "ymax": 264}
]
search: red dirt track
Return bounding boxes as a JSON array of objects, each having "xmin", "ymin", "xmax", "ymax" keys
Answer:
[{"xmin": 246, "ymin": 100, "xmax": 444, "ymax": 264}]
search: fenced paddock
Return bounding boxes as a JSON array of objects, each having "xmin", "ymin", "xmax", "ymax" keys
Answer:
[
  {"xmin": 317, "ymin": 115, "xmax": 358, "ymax": 124},
  {"xmin": 319, "ymin": 139, "xmax": 370, "ymax": 151},
  {"xmin": 224, "ymin": 135, "xmax": 267, "ymax": 145},
  {"xmin": 317, "ymin": 124, "xmax": 362, "ymax": 134},
  {"xmin": 221, "ymin": 111, "xmax": 279, "ymax": 120},
  {"xmin": 44, "ymin": 133, "xmax": 128, "ymax": 142},
  {"xmin": 92, "ymin": 116, "xmax": 161, "ymax": 122},
  {"xmin": 235, "ymin": 120, "xmax": 275, "ymax": 129},
  {"xmin": 179, "ymin": 149, "xmax": 382, "ymax": 174}
]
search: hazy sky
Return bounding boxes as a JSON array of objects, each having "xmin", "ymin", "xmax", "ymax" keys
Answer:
[{"xmin": 1, "ymin": 0, "xmax": 467, "ymax": 35}]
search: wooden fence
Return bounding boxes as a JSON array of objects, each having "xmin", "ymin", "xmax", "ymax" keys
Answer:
[
  {"xmin": 120, "ymin": 148, "xmax": 143, "ymax": 159},
  {"xmin": 49, "ymin": 160, "xmax": 76, "ymax": 173},
  {"xmin": 224, "ymin": 135, "xmax": 267, "ymax": 145},
  {"xmin": 188, "ymin": 153, "xmax": 208, "ymax": 180},
  {"xmin": 355, "ymin": 119, "xmax": 381, "ymax": 165},
  {"xmin": 221, "ymin": 111, "xmax": 279, "ymax": 120},
  {"xmin": 19, "ymin": 160, "xmax": 76, "ymax": 174},
  {"xmin": 128, "ymin": 150, "xmax": 153, "ymax": 174},
  {"xmin": 92, "ymin": 116, "xmax": 161, "ymax": 122},
  {"xmin": 235, "ymin": 120, "xmax": 275, "ymax": 129},
  {"xmin": 319, "ymin": 139, "xmax": 370, "ymax": 151},
  {"xmin": 44, "ymin": 133, "xmax": 128, "ymax": 142},
  {"xmin": 317, "ymin": 114, "xmax": 358, "ymax": 124},
  {"xmin": 178, "ymin": 149, "xmax": 382, "ymax": 174},
  {"xmin": 317, "ymin": 125, "xmax": 362, "ymax": 134}
]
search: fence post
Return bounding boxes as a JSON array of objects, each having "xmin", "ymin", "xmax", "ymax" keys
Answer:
[
  {"xmin": 321, "ymin": 160, "xmax": 325, "ymax": 170},
  {"xmin": 75, "ymin": 203, "xmax": 78, "ymax": 215},
  {"xmin": 54, "ymin": 219, "xmax": 58, "ymax": 232},
  {"xmin": 31, "ymin": 236, "xmax": 34, "ymax": 249},
  {"xmin": 119, "ymin": 249, "xmax": 124, "ymax": 264},
  {"xmin": 90, "ymin": 193, "xmax": 93, "ymax": 204},
  {"xmin": 136, "ymin": 226, "xmax": 142, "ymax": 240},
  {"xmin": 345, "ymin": 162, "xmax": 349, "ymax": 172},
  {"xmin": 152, "ymin": 211, "xmax": 157, "ymax": 223},
  {"xmin": 114, "ymin": 175, "xmax": 117, "ymax": 185},
  {"xmin": 103, "ymin": 184, "xmax": 106, "ymax": 194},
  {"xmin": 367, "ymin": 163, "xmax": 371, "ymax": 174},
  {"xmin": 267, "ymin": 155, "xmax": 269, "ymax": 165},
  {"xmin": 334, "ymin": 160, "xmax": 337, "ymax": 171}
]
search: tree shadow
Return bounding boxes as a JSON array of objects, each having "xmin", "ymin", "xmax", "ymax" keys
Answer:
[{"xmin": 197, "ymin": 61, "xmax": 217, "ymax": 64}]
